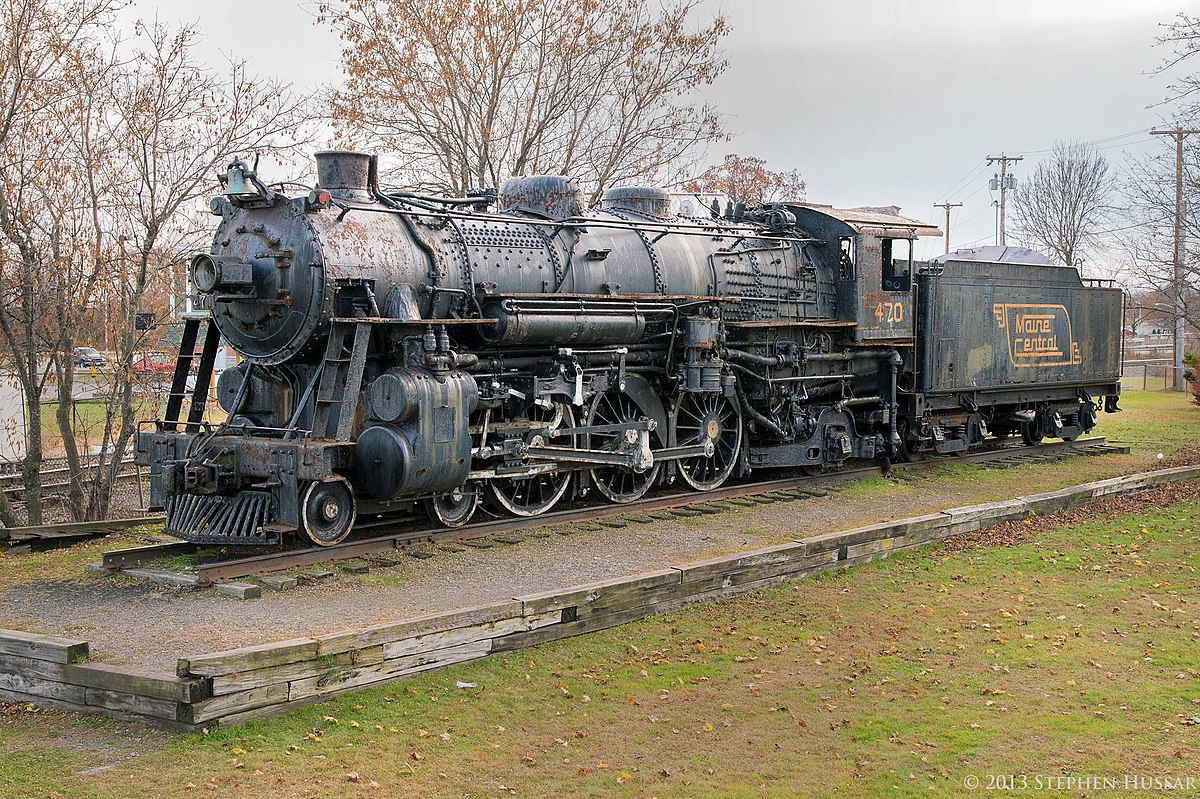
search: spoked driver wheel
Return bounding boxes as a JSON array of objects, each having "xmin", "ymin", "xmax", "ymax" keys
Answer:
[
  {"xmin": 587, "ymin": 390, "xmax": 660, "ymax": 503},
  {"xmin": 488, "ymin": 402, "xmax": 575, "ymax": 517},
  {"xmin": 300, "ymin": 476, "xmax": 357, "ymax": 547},
  {"xmin": 672, "ymin": 392, "xmax": 743, "ymax": 491},
  {"xmin": 425, "ymin": 485, "xmax": 479, "ymax": 528}
]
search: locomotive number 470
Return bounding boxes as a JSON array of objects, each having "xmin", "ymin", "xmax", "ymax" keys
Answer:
[{"xmin": 874, "ymin": 301, "xmax": 904, "ymax": 323}]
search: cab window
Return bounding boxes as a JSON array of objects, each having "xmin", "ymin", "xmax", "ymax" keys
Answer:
[
  {"xmin": 881, "ymin": 238, "xmax": 911, "ymax": 292},
  {"xmin": 838, "ymin": 237, "xmax": 855, "ymax": 279}
]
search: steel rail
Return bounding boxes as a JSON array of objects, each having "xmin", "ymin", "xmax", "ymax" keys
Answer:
[{"xmin": 98, "ymin": 437, "xmax": 1115, "ymax": 584}]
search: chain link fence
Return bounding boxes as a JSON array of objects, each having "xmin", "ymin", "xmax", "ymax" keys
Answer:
[{"xmin": 1121, "ymin": 359, "xmax": 1186, "ymax": 392}]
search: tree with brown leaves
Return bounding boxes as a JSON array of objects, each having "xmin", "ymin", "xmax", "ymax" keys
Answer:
[
  {"xmin": 0, "ymin": 3, "xmax": 311, "ymax": 524},
  {"xmin": 680, "ymin": 153, "xmax": 806, "ymax": 207},
  {"xmin": 321, "ymin": 0, "xmax": 729, "ymax": 202}
]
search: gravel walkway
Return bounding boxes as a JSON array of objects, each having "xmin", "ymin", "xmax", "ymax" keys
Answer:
[{"xmin": 0, "ymin": 449, "xmax": 1178, "ymax": 673}]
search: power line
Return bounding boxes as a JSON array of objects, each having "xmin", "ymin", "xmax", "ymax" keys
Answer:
[{"xmin": 935, "ymin": 159, "xmax": 988, "ymax": 202}]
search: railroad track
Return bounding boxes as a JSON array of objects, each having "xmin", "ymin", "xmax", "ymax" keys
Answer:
[
  {"xmin": 96, "ymin": 437, "xmax": 1125, "ymax": 587},
  {"xmin": 0, "ymin": 515, "xmax": 164, "ymax": 550}
]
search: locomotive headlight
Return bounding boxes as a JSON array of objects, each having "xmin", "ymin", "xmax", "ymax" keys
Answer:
[
  {"xmin": 190, "ymin": 253, "xmax": 219, "ymax": 293},
  {"xmin": 190, "ymin": 253, "xmax": 254, "ymax": 294}
]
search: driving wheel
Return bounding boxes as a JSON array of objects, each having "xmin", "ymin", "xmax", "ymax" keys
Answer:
[
  {"xmin": 672, "ymin": 392, "xmax": 742, "ymax": 491},
  {"xmin": 587, "ymin": 390, "xmax": 661, "ymax": 503},
  {"xmin": 488, "ymin": 402, "xmax": 575, "ymax": 516}
]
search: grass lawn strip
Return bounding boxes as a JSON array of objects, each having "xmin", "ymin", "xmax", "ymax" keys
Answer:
[{"xmin": 2, "ymin": 478, "xmax": 1198, "ymax": 798}]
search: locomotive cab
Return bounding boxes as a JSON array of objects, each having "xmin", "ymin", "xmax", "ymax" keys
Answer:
[{"xmin": 786, "ymin": 204, "xmax": 940, "ymax": 343}]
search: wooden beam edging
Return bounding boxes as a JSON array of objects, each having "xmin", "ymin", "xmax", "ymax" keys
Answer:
[{"xmin": 3, "ymin": 464, "xmax": 1199, "ymax": 731}]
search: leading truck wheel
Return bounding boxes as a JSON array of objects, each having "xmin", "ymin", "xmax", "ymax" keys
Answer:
[
  {"xmin": 300, "ymin": 477, "xmax": 357, "ymax": 547},
  {"xmin": 426, "ymin": 485, "xmax": 479, "ymax": 528}
]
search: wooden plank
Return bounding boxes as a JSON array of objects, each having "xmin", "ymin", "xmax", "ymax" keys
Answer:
[
  {"xmin": 0, "ymin": 653, "xmax": 69, "ymax": 681},
  {"xmin": 672, "ymin": 550, "xmax": 840, "ymax": 595},
  {"xmin": 515, "ymin": 570, "xmax": 680, "ymax": 616},
  {"xmin": 1021, "ymin": 487, "xmax": 1092, "ymax": 515},
  {"xmin": 0, "ymin": 671, "xmax": 87, "ymax": 703},
  {"xmin": 315, "ymin": 601, "xmax": 523, "ymax": 656},
  {"xmin": 120, "ymin": 568, "xmax": 200, "ymax": 589},
  {"xmin": 84, "ymin": 688, "xmax": 183, "ymax": 721},
  {"xmin": 63, "ymin": 662, "xmax": 209, "ymax": 703},
  {"xmin": 491, "ymin": 605, "xmax": 654, "ymax": 654},
  {"xmin": 800, "ymin": 518, "xmax": 922, "ymax": 555},
  {"xmin": 0, "ymin": 629, "xmax": 89, "ymax": 664},
  {"xmin": 673, "ymin": 541, "xmax": 817, "ymax": 585},
  {"xmin": 382, "ymin": 611, "xmax": 560, "ymax": 659},
  {"xmin": 211, "ymin": 646, "xmax": 384, "ymax": 696},
  {"xmin": 288, "ymin": 641, "xmax": 493, "ymax": 702},
  {"xmin": 0, "ymin": 684, "xmax": 92, "ymax": 714},
  {"xmin": 214, "ymin": 582, "xmax": 262, "ymax": 600},
  {"xmin": 184, "ymin": 683, "xmax": 289, "ymax": 725},
  {"xmin": 180, "ymin": 638, "xmax": 320, "ymax": 678},
  {"xmin": 942, "ymin": 499, "xmax": 1029, "ymax": 530}
]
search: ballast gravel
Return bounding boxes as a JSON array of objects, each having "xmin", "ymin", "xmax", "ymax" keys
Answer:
[{"xmin": 0, "ymin": 450, "xmax": 1183, "ymax": 673}]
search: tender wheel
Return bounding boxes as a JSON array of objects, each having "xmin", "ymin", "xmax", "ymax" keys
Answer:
[
  {"xmin": 895, "ymin": 418, "xmax": 922, "ymax": 463},
  {"xmin": 587, "ymin": 390, "xmax": 661, "ymax": 503},
  {"xmin": 300, "ymin": 477, "xmax": 356, "ymax": 547},
  {"xmin": 425, "ymin": 485, "xmax": 479, "ymax": 528},
  {"xmin": 488, "ymin": 402, "xmax": 575, "ymax": 516},
  {"xmin": 672, "ymin": 392, "xmax": 742, "ymax": 491},
  {"xmin": 1020, "ymin": 413, "xmax": 1045, "ymax": 446}
]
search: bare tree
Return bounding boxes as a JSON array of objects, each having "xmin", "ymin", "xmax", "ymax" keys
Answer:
[
  {"xmin": 0, "ymin": 0, "xmax": 121, "ymax": 525},
  {"xmin": 0, "ymin": 8, "xmax": 311, "ymax": 525},
  {"xmin": 680, "ymin": 153, "xmax": 806, "ymax": 206},
  {"xmin": 88, "ymin": 20, "xmax": 312, "ymax": 519},
  {"xmin": 1155, "ymin": 12, "xmax": 1200, "ymax": 111},
  {"xmin": 1117, "ymin": 12, "xmax": 1200, "ymax": 358},
  {"xmin": 1009, "ymin": 140, "xmax": 1113, "ymax": 267},
  {"xmin": 1122, "ymin": 138, "xmax": 1200, "ymax": 346},
  {"xmin": 321, "ymin": 0, "xmax": 729, "ymax": 202}
]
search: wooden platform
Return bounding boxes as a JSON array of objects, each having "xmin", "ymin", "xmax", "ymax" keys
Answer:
[{"xmin": 2, "ymin": 464, "xmax": 1198, "ymax": 731}]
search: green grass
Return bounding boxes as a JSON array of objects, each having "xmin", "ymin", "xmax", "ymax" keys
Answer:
[
  {"xmin": 4, "ymin": 495, "xmax": 1200, "ymax": 798},
  {"xmin": 1, "ymin": 389, "xmax": 1198, "ymax": 797}
]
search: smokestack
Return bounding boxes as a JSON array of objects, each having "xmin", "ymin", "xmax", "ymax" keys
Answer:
[{"xmin": 315, "ymin": 151, "xmax": 373, "ymax": 200}]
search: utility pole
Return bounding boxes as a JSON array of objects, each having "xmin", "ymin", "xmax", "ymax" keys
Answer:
[
  {"xmin": 934, "ymin": 202, "xmax": 962, "ymax": 254},
  {"xmin": 987, "ymin": 153, "xmax": 1023, "ymax": 246},
  {"xmin": 1150, "ymin": 127, "xmax": 1200, "ymax": 392}
]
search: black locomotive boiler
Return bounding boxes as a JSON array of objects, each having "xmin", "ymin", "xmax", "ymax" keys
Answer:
[{"xmin": 135, "ymin": 151, "xmax": 1122, "ymax": 547}]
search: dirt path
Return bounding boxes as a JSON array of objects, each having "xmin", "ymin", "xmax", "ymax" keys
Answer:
[{"xmin": 0, "ymin": 441, "xmax": 1190, "ymax": 673}]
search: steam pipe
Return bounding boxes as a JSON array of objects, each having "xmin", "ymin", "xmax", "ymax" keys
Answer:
[{"xmin": 734, "ymin": 379, "xmax": 788, "ymax": 440}]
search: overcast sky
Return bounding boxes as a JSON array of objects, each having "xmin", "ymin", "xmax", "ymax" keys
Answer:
[{"xmin": 143, "ymin": 0, "xmax": 1186, "ymax": 268}]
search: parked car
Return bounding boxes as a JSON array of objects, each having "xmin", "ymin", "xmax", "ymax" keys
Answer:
[
  {"xmin": 73, "ymin": 347, "xmax": 107, "ymax": 368},
  {"xmin": 132, "ymin": 352, "xmax": 175, "ymax": 374}
]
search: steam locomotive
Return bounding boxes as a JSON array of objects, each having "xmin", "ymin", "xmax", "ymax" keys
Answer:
[{"xmin": 135, "ymin": 150, "xmax": 1122, "ymax": 547}]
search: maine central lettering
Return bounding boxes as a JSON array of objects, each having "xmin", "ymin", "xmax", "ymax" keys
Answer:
[{"xmin": 994, "ymin": 303, "xmax": 1083, "ymax": 368}]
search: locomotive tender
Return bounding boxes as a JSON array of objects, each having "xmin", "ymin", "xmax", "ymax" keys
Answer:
[{"xmin": 135, "ymin": 151, "xmax": 1122, "ymax": 547}]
